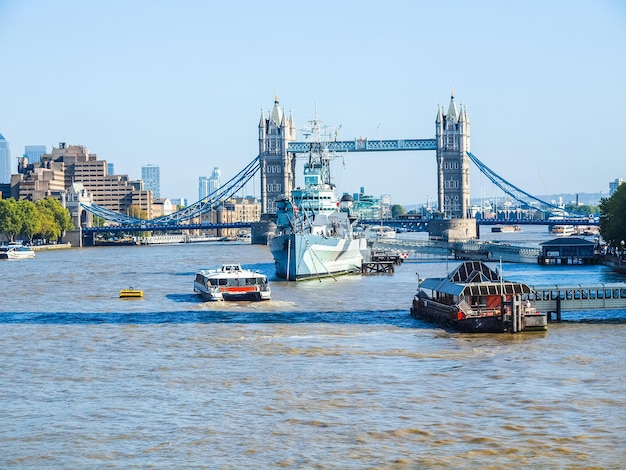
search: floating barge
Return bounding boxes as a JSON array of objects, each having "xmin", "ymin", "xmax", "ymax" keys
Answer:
[{"xmin": 410, "ymin": 261, "xmax": 547, "ymax": 333}]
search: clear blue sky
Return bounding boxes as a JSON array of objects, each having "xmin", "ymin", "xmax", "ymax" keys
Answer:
[{"xmin": 1, "ymin": 0, "xmax": 624, "ymax": 206}]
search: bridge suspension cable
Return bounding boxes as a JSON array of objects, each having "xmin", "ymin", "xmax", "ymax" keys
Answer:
[
  {"xmin": 467, "ymin": 151, "xmax": 581, "ymax": 217},
  {"xmin": 81, "ymin": 156, "xmax": 261, "ymax": 225}
]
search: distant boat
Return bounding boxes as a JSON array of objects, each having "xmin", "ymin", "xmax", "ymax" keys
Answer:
[
  {"xmin": 194, "ymin": 263, "xmax": 271, "ymax": 301},
  {"xmin": 491, "ymin": 225, "xmax": 521, "ymax": 233},
  {"xmin": 364, "ymin": 225, "xmax": 397, "ymax": 242},
  {"xmin": 551, "ymin": 225, "xmax": 576, "ymax": 237},
  {"xmin": 0, "ymin": 242, "xmax": 35, "ymax": 260}
]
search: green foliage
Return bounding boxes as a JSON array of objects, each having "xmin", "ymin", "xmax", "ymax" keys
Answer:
[
  {"xmin": 17, "ymin": 199, "xmax": 41, "ymax": 243},
  {"xmin": 128, "ymin": 204, "xmax": 146, "ymax": 219},
  {"xmin": 0, "ymin": 199, "xmax": 22, "ymax": 242},
  {"xmin": 0, "ymin": 197, "xmax": 74, "ymax": 243},
  {"xmin": 391, "ymin": 204, "xmax": 406, "ymax": 218},
  {"xmin": 599, "ymin": 184, "xmax": 626, "ymax": 247},
  {"xmin": 564, "ymin": 203, "xmax": 598, "ymax": 216}
]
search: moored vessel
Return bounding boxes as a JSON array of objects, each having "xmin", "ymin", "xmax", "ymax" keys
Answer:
[
  {"xmin": 410, "ymin": 261, "xmax": 546, "ymax": 333},
  {"xmin": 194, "ymin": 263, "xmax": 271, "ymax": 301},
  {"xmin": 550, "ymin": 224, "xmax": 576, "ymax": 237},
  {"xmin": 268, "ymin": 118, "xmax": 368, "ymax": 280},
  {"xmin": 491, "ymin": 225, "xmax": 521, "ymax": 233},
  {"xmin": 0, "ymin": 242, "xmax": 35, "ymax": 260},
  {"xmin": 364, "ymin": 225, "xmax": 397, "ymax": 242}
]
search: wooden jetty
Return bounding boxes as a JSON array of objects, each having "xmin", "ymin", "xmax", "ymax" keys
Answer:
[{"xmin": 362, "ymin": 250, "xmax": 405, "ymax": 274}]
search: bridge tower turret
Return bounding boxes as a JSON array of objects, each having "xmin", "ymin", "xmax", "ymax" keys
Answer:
[
  {"xmin": 431, "ymin": 91, "xmax": 476, "ymax": 241},
  {"xmin": 258, "ymin": 95, "xmax": 297, "ymax": 214},
  {"xmin": 435, "ymin": 90, "xmax": 471, "ymax": 218}
]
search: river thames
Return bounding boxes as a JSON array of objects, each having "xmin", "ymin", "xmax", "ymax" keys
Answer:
[{"xmin": 1, "ymin": 228, "xmax": 625, "ymax": 469}]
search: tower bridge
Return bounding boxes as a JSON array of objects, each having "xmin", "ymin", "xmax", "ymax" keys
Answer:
[{"xmin": 79, "ymin": 93, "xmax": 587, "ymax": 244}]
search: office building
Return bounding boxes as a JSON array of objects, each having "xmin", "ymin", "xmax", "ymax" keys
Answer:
[
  {"xmin": 609, "ymin": 178, "xmax": 624, "ymax": 196},
  {"xmin": 142, "ymin": 164, "xmax": 160, "ymax": 198},
  {"xmin": 0, "ymin": 133, "xmax": 11, "ymax": 184},
  {"xmin": 199, "ymin": 167, "xmax": 221, "ymax": 201},
  {"xmin": 198, "ymin": 176, "xmax": 209, "ymax": 200},
  {"xmin": 209, "ymin": 167, "xmax": 221, "ymax": 193},
  {"xmin": 170, "ymin": 198, "xmax": 188, "ymax": 208},
  {"xmin": 24, "ymin": 145, "xmax": 46, "ymax": 165},
  {"xmin": 12, "ymin": 143, "xmax": 153, "ymax": 218}
]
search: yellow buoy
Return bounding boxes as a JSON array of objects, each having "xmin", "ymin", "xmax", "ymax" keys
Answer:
[{"xmin": 120, "ymin": 288, "xmax": 143, "ymax": 298}]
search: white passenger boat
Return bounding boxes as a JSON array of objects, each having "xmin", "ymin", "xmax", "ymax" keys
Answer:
[
  {"xmin": 550, "ymin": 225, "xmax": 576, "ymax": 237},
  {"xmin": 0, "ymin": 243, "xmax": 35, "ymax": 259},
  {"xmin": 268, "ymin": 118, "xmax": 368, "ymax": 280},
  {"xmin": 194, "ymin": 264, "xmax": 271, "ymax": 301}
]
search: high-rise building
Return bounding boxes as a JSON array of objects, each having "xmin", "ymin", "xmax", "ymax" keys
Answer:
[
  {"xmin": 107, "ymin": 163, "xmax": 115, "ymax": 175},
  {"xmin": 199, "ymin": 167, "xmax": 222, "ymax": 201},
  {"xmin": 13, "ymin": 143, "xmax": 153, "ymax": 218},
  {"xmin": 0, "ymin": 133, "xmax": 11, "ymax": 184},
  {"xmin": 24, "ymin": 145, "xmax": 46, "ymax": 165},
  {"xmin": 198, "ymin": 176, "xmax": 209, "ymax": 200},
  {"xmin": 141, "ymin": 164, "xmax": 160, "ymax": 198},
  {"xmin": 609, "ymin": 178, "xmax": 624, "ymax": 196},
  {"xmin": 209, "ymin": 167, "xmax": 221, "ymax": 193}
]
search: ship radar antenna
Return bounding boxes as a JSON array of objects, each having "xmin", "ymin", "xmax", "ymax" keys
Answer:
[{"xmin": 334, "ymin": 124, "xmax": 342, "ymax": 142}]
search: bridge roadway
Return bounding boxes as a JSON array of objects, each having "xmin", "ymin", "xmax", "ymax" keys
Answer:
[
  {"xmin": 359, "ymin": 216, "xmax": 598, "ymax": 232},
  {"xmin": 82, "ymin": 215, "xmax": 597, "ymax": 235},
  {"xmin": 373, "ymin": 238, "xmax": 541, "ymax": 264},
  {"xmin": 82, "ymin": 221, "xmax": 252, "ymax": 234},
  {"xmin": 287, "ymin": 138, "xmax": 437, "ymax": 153}
]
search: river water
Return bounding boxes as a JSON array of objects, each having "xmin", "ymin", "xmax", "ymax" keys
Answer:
[{"xmin": 1, "ymin": 227, "xmax": 625, "ymax": 469}]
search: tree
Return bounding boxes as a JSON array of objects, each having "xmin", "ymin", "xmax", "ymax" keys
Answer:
[
  {"xmin": 391, "ymin": 204, "xmax": 406, "ymax": 218},
  {"xmin": 17, "ymin": 199, "xmax": 41, "ymax": 243},
  {"xmin": 564, "ymin": 203, "xmax": 598, "ymax": 216},
  {"xmin": 128, "ymin": 204, "xmax": 146, "ymax": 219},
  {"xmin": 35, "ymin": 197, "xmax": 74, "ymax": 241},
  {"xmin": 599, "ymin": 184, "xmax": 626, "ymax": 248},
  {"xmin": 34, "ymin": 203, "xmax": 60, "ymax": 241},
  {"xmin": 0, "ymin": 198, "xmax": 23, "ymax": 242}
]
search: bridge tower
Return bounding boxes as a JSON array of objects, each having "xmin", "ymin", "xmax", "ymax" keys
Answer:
[
  {"xmin": 431, "ymin": 92, "xmax": 477, "ymax": 240},
  {"xmin": 258, "ymin": 95, "xmax": 297, "ymax": 214}
]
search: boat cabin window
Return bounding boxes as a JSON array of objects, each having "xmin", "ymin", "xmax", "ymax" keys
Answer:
[
  {"xmin": 304, "ymin": 175, "xmax": 320, "ymax": 186},
  {"xmin": 222, "ymin": 264, "xmax": 241, "ymax": 272}
]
